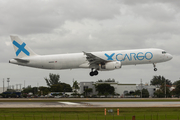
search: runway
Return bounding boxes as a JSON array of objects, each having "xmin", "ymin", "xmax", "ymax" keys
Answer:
[{"xmin": 1, "ymin": 101, "xmax": 180, "ymax": 108}]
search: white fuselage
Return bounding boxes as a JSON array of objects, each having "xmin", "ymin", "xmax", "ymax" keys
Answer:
[{"xmin": 9, "ymin": 48, "xmax": 173, "ymax": 71}]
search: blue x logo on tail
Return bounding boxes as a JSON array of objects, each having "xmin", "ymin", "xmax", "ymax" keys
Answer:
[{"xmin": 13, "ymin": 40, "xmax": 30, "ymax": 56}]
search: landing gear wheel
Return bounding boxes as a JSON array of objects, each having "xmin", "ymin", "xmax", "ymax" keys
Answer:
[
  {"xmin": 153, "ymin": 63, "xmax": 157, "ymax": 72},
  {"xmin": 90, "ymin": 72, "xmax": 94, "ymax": 76},
  {"xmin": 94, "ymin": 70, "xmax": 98, "ymax": 76},
  {"xmin": 89, "ymin": 69, "xmax": 99, "ymax": 76}
]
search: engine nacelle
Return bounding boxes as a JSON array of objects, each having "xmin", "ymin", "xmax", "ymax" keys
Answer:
[{"xmin": 101, "ymin": 61, "xmax": 121, "ymax": 70}]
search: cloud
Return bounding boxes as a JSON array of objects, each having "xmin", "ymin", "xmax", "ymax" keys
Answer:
[
  {"xmin": 0, "ymin": 0, "xmax": 120, "ymax": 36},
  {"xmin": 0, "ymin": 0, "xmax": 180, "ymax": 87}
]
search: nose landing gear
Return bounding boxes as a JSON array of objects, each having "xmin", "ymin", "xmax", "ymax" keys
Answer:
[{"xmin": 153, "ymin": 63, "xmax": 157, "ymax": 71}]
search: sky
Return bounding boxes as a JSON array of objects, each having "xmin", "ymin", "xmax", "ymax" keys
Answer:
[{"xmin": 0, "ymin": 0, "xmax": 180, "ymax": 88}]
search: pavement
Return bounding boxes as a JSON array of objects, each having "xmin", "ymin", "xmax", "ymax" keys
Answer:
[{"xmin": 0, "ymin": 98, "xmax": 180, "ymax": 108}]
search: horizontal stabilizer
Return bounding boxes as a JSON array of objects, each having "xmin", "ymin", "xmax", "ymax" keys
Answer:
[{"xmin": 13, "ymin": 58, "xmax": 29, "ymax": 63}]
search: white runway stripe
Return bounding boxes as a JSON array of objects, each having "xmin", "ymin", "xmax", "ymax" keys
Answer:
[{"xmin": 59, "ymin": 102, "xmax": 80, "ymax": 105}]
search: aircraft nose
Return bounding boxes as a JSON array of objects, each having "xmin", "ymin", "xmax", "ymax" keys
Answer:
[{"xmin": 167, "ymin": 54, "xmax": 173, "ymax": 60}]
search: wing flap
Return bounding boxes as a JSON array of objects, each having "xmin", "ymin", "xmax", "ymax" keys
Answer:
[{"xmin": 83, "ymin": 51, "xmax": 108, "ymax": 66}]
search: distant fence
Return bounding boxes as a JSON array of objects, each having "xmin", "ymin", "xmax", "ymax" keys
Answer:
[
  {"xmin": 124, "ymin": 95, "xmax": 141, "ymax": 98},
  {"xmin": 1, "ymin": 114, "xmax": 180, "ymax": 120}
]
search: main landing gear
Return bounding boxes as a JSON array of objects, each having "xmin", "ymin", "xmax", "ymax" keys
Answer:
[
  {"xmin": 89, "ymin": 68, "xmax": 98, "ymax": 76},
  {"xmin": 153, "ymin": 63, "xmax": 157, "ymax": 71}
]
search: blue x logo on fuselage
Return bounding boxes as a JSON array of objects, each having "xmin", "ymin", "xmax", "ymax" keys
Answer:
[
  {"xmin": 13, "ymin": 40, "xmax": 30, "ymax": 56},
  {"xmin": 105, "ymin": 53, "xmax": 115, "ymax": 60}
]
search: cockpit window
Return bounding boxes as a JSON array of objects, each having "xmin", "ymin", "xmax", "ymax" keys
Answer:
[{"xmin": 162, "ymin": 51, "xmax": 166, "ymax": 54}]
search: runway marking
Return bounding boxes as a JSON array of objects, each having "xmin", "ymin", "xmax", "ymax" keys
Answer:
[{"xmin": 59, "ymin": 102, "xmax": 80, "ymax": 105}]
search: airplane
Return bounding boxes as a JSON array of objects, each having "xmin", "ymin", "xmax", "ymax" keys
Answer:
[{"xmin": 9, "ymin": 35, "xmax": 173, "ymax": 76}]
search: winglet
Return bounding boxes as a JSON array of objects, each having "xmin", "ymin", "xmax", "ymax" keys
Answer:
[
  {"xmin": 82, "ymin": 51, "xmax": 87, "ymax": 55},
  {"xmin": 10, "ymin": 35, "xmax": 38, "ymax": 58}
]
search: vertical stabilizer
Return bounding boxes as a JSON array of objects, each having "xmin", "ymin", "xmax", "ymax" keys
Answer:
[{"xmin": 10, "ymin": 35, "xmax": 37, "ymax": 58}]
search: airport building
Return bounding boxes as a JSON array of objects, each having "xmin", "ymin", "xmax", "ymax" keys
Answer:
[
  {"xmin": 136, "ymin": 84, "xmax": 156, "ymax": 97},
  {"xmin": 79, "ymin": 81, "xmax": 156, "ymax": 97},
  {"xmin": 95, "ymin": 81, "xmax": 137, "ymax": 97},
  {"xmin": 79, "ymin": 81, "xmax": 136, "ymax": 97},
  {"xmin": 79, "ymin": 82, "xmax": 98, "ymax": 96}
]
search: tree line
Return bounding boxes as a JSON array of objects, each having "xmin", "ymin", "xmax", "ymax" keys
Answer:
[
  {"xmin": 20, "ymin": 73, "xmax": 117, "ymax": 98},
  {"xmin": 1, "ymin": 74, "xmax": 180, "ymax": 98},
  {"xmin": 150, "ymin": 75, "xmax": 180, "ymax": 98}
]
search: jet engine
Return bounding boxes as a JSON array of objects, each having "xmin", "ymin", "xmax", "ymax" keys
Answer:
[{"xmin": 101, "ymin": 61, "xmax": 121, "ymax": 70}]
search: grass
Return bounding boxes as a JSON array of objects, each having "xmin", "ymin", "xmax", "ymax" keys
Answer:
[
  {"xmin": 1, "ymin": 99, "xmax": 180, "ymax": 119},
  {"xmin": 0, "ymin": 108, "xmax": 180, "ymax": 120}
]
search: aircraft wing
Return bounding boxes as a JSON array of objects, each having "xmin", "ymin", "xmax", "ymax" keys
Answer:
[{"xmin": 83, "ymin": 51, "xmax": 108, "ymax": 65}]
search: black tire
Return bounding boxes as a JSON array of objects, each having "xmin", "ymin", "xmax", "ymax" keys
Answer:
[
  {"xmin": 154, "ymin": 68, "xmax": 157, "ymax": 71},
  {"xmin": 94, "ymin": 71, "xmax": 98, "ymax": 76},
  {"xmin": 89, "ymin": 72, "xmax": 94, "ymax": 76}
]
